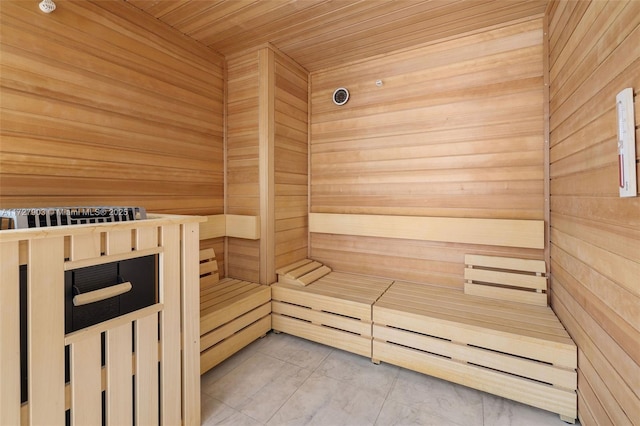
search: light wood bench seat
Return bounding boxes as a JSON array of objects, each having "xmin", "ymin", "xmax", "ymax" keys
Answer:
[
  {"xmin": 199, "ymin": 249, "xmax": 271, "ymax": 374},
  {"xmin": 372, "ymin": 255, "xmax": 577, "ymax": 422},
  {"xmin": 271, "ymin": 261, "xmax": 393, "ymax": 357}
]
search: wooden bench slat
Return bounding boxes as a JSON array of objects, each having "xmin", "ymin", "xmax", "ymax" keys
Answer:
[
  {"xmin": 376, "ymin": 296, "xmax": 570, "ymax": 341},
  {"xmin": 465, "ymin": 254, "xmax": 546, "ymax": 273},
  {"xmin": 373, "ymin": 325, "xmax": 577, "ymax": 389},
  {"xmin": 298, "ymin": 265, "xmax": 332, "ymax": 285},
  {"xmin": 379, "ymin": 288, "xmax": 567, "ymax": 333},
  {"xmin": 465, "ymin": 268, "xmax": 547, "ymax": 291},
  {"xmin": 199, "ymin": 275, "xmax": 219, "ymax": 291},
  {"xmin": 199, "ymin": 248, "xmax": 215, "ymax": 262},
  {"xmin": 463, "ymin": 254, "xmax": 548, "ymax": 305},
  {"xmin": 276, "ymin": 258, "xmax": 313, "ymax": 276},
  {"xmin": 201, "ymin": 282, "xmax": 263, "ymax": 310},
  {"xmin": 312, "ymin": 277, "xmax": 392, "ymax": 299},
  {"xmin": 200, "ymin": 304, "xmax": 271, "ymax": 348},
  {"xmin": 373, "ymin": 341, "xmax": 576, "ymax": 420},
  {"xmin": 272, "ymin": 315, "xmax": 372, "ymax": 358},
  {"xmin": 199, "ymin": 260, "xmax": 218, "ymax": 276},
  {"xmin": 375, "ymin": 287, "xmax": 575, "ymax": 346},
  {"xmin": 271, "ymin": 284, "xmax": 373, "ymax": 319},
  {"xmin": 200, "ymin": 286, "xmax": 271, "ymax": 332},
  {"xmin": 321, "ymin": 271, "xmax": 391, "ymax": 286},
  {"xmin": 200, "ymin": 278, "xmax": 250, "ymax": 300},
  {"xmin": 285, "ymin": 261, "xmax": 323, "ymax": 279},
  {"xmin": 200, "ymin": 317, "xmax": 271, "ymax": 374},
  {"xmin": 373, "ymin": 304, "xmax": 576, "ymax": 366},
  {"xmin": 272, "ymin": 301, "xmax": 371, "ymax": 336},
  {"xmin": 386, "ymin": 281, "xmax": 554, "ymax": 319},
  {"xmin": 464, "ymin": 283, "xmax": 548, "ymax": 306}
]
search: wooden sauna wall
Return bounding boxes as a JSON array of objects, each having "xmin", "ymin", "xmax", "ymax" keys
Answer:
[
  {"xmin": 274, "ymin": 52, "xmax": 309, "ymax": 272},
  {"xmin": 226, "ymin": 47, "xmax": 309, "ymax": 283},
  {"xmin": 0, "ymin": 0, "xmax": 225, "ymax": 216},
  {"xmin": 546, "ymin": 1, "xmax": 640, "ymax": 425},
  {"xmin": 226, "ymin": 50, "xmax": 261, "ymax": 282},
  {"xmin": 309, "ymin": 18, "xmax": 546, "ymax": 286}
]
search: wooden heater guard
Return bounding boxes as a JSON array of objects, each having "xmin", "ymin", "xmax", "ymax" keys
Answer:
[{"xmin": 0, "ymin": 213, "xmax": 204, "ymax": 426}]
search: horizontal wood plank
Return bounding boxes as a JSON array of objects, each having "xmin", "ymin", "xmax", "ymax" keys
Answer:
[{"xmin": 310, "ymin": 213, "xmax": 545, "ymax": 249}]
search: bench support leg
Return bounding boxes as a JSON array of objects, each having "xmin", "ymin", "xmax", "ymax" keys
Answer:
[
  {"xmin": 371, "ymin": 359, "xmax": 381, "ymax": 365},
  {"xmin": 560, "ymin": 415, "xmax": 576, "ymax": 424}
]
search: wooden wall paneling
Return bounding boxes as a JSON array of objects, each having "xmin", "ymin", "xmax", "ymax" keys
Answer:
[
  {"xmin": 548, "ymin": 2, "xmax": 640, "ymax": 425},
  {"xmin": 273, "ymin": 50, "xmax": 309, "ymax": 271},
  {"xmin": 551, "ymin": 274, "xmax": 639, "ymax": 423},
  {"xmin": 0, "ymin": 0, "xmax": 224, "ymax": 215},
  {"xmin": 310, "ymin": 233, "xmax": 542, "ymax": 289},
  {"xmin": 226, "ymin": 51, "xmax": 261, "ymax": 282},
  {"xmin": 578, "ymin": 350, "xmax": 631, "ymax": 425},
  {"xmin": 226, "ymin": 238, "xmax": 260, "ymax": 282},
  {"xmin": 309, "ymin": 18, "xmax": 546, "ymax": 285},
  {"xmin": 225, "ymin": 45, "xmax": 309, "ymax": 283},
  {"xmin": 551, "ymin": 33, "xmax": 640, "ymax": 137},
  {"xmin": 543, "ymin": 13, "xmax": 551, "ymax": 272},
  {"xmin": 549, "ymin": 1, "xmax": 628, "ymax": 96},
  {"xmin": 549, "ymin": 215, "xmax": 639, "ymax": 332},
  {"xmin": 259, "ymin": 47, "xmax": 276, "ymax": 285}
]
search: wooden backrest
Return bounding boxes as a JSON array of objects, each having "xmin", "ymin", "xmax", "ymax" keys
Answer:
[
  {"xmin": 464, "ymin": 254, "xmax": 547, "ymax": 306},
  {"xmin": 200, "ymin": 248, "xmax": 219, "ymax": 290},
  {"xmin": 309, "ymin": 213, "xmax": 545, "ymax": 249}
]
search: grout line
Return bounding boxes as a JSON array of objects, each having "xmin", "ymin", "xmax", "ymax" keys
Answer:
[
  {"xmin": 372, "ymin": 364, "xmax": 400, "ymax": 426},
  {"xmin": 261, "ymin": 335, "xmax": 335, "ymax": 425}
]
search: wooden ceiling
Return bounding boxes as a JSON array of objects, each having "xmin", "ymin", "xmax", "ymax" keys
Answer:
[{"xmin": 126, "ymin": 0, "xmax": 548, "ymax": 72}]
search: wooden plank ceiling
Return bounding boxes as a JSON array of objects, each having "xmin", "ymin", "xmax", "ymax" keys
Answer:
[{"xmin": 125, "ymin": 0, "xmax": 548, "ymax": 71}]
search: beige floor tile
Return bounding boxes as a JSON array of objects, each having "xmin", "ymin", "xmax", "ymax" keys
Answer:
[
  {"xmin": 203, "ymin": 351, "xmax": 313, "ymax": 423},
  {"xmin": 267, "ymin": 372, "xmax": 386, "ymax": 426},
  {"xmin": 375, "ymin": 399, "xmax": 464, "ymax": 426},
  {"xmin": 314, "ymin": 349, "xmax": 399, "ymax": 399},
  {"xmin": 482, "ymin": 393, "xmax": 578, "ymax": 426},
  {"xmin": 380, "ymin": 368, "xmax": 484, "ymax": 426},
  {"xmin": 255, "ymin": 332, "xmax": 334, "ymax": 370},
  {"xmin": 201, "ymin": 394, "xmax": 262, "ymax": 426}
]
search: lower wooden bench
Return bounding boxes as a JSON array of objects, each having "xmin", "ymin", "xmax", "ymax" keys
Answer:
[
  {"xmin": 271, "ymin": 260, "xmax": 393, "ymax": 357},
  {"xmin": 372, "ymin": 255, "xmax": 577, "ymax": 422},
  {"xmin": 199, "ymin": 249, "xmax": 271, "ymax": 374}
]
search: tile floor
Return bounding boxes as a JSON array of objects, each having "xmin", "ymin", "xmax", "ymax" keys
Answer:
[{"xmin": 201, "ymin": 332, "xmax": 578, "ymax": 426}]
